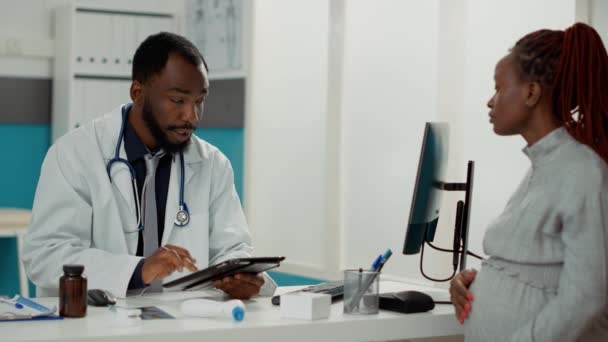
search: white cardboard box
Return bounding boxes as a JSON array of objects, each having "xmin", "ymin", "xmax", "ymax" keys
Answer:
[{"xmin": 280, "ymin": 292, "xmax": 331, "ymax": 320}]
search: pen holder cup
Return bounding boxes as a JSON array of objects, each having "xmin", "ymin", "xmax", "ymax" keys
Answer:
[{"xmin": 343, "ymin": 269, "xmax": 380, "ymax": 315}]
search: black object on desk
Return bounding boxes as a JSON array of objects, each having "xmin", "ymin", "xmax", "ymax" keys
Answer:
[
  {"xmin": 379, "ymin": 291, "xmax": 435, "ymax": 313},
  {"xmin": 87, "ymin": 289, "xmax": 117, "ymax": 307}
]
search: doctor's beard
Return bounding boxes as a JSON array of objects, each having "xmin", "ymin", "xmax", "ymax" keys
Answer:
[{"xmin": 142, "ymin": 98, "xmax": 191, "ymax": 154}]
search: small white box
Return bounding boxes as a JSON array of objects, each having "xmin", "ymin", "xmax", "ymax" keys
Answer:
[{"xmin": 280, "ymin": 292, "xmax": 331, "ymax": 320}]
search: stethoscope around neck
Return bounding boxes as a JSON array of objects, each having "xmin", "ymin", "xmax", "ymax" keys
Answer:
[{"xmin": 106, "ymin": 104, "xmax": 190, "ymax": 233}]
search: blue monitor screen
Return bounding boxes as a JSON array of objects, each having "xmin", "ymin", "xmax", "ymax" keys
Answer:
[{"xmin": 403, "ymin": 122, "xmax": 449, "ymax": 255}]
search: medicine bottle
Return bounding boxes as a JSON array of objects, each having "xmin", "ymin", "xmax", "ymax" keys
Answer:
[{"xmin": 59, "ymin": 264, "xmax": 87, "ymax": 318}]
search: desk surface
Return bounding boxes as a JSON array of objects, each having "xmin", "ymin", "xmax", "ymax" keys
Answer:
[{"xmin": 1, "ymin": 281, "xmax": 462, "ymax": 342}]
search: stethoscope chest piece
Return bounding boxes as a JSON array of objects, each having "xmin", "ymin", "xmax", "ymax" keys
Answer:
[{"xmin": 175, "ymin": 208, "xmax": 190, "ymax": 227}]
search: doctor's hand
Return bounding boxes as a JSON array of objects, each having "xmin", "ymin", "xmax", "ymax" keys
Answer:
[
  {"xmin": 213, "ymin": 273, "xmax": 265, "ymax": 300},
  {"xmin": 141, "ymin": 245, "xmax": 198, "ymax": 285},
  {"xmin": 449, "ymin": 269, "xmax": 477, "ymax": 325}
]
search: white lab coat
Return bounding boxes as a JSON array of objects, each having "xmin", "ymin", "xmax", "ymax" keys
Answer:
[{"xmin": 22, "ymin": 105, "xmax": 276, "ymax": 298}]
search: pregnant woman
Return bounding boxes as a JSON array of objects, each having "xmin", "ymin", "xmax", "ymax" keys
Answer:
[{"xmin": 450, "ymin": 23, "xmax": 608, "ymax": 341}]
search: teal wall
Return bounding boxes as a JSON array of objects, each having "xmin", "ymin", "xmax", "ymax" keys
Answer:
[
  {"xmin": 0, "ymin": 125, "xmax": 49, "ymax": 297},
  {"xmin": 194, "ymin": 128, "xmax": 244, "ymax": 199},
  {"xmin": 0, "ymin": 125, "xmax": 50, "ymax": 209}
]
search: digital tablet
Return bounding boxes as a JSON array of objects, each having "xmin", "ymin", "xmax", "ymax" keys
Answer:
[{"xmin": 162, "ymin": 256, "xmax": 285, "ymax": 291}]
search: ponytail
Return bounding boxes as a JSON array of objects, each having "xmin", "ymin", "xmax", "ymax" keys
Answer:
[
  {"xmin": 553, "ymin": 23, "xmax": 608, "ymax": 162},
  {"xmin": 512, "ymin": 23, "xmax": 608, "ymax": 162}
]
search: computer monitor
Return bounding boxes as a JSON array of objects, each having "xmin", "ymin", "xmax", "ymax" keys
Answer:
[
  {"xmin": 403, "ymin": 122, "xmax": 474, "ymax": 276},
  {"xmin": 403, "ymin": 122, "xmax": 449, "ymax": 255}
]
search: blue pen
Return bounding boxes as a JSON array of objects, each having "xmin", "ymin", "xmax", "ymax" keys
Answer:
[
  {"xmin": 347, "ymin": 249, "xmax": 393, "ymax": 311},
  {"xmin": 371, "ymin": 254, "xmax": 383, "ymax": 271},
  {"xmin": 377, "ymin": 249, "xmax": 393, "ymax": 271}
]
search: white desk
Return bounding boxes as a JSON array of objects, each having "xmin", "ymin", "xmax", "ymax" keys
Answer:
[
  {"xmin": 1, "ymin": 281, "xmax": 462, "ymax": 341},
  {"xmin": 0, "ymin": 208, "xmax": 31, "ymax": 297}
]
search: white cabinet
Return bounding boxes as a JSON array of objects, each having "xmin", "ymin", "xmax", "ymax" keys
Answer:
[{"xmin": 52, "ymin": 5, "xmax": 177, "ymax": 141}]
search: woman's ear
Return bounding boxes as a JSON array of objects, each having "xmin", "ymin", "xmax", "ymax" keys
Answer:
[{"xmin": 524, "ymin": 81, "xmax": 543, "ymax": 107}]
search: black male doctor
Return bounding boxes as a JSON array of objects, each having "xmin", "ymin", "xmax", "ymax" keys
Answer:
[{"xmin": 22, "ymin": 32, "xmax": 275, "ymax": 299}]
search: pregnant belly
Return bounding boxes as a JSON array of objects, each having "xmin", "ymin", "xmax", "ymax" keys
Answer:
[{"xmin": 464, "ymin": 263, "xmax": 556, "ymax": 342}]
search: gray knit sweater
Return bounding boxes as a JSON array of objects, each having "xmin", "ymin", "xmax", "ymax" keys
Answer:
[{"xmin": 470, "ymin": 127, "xmax": 608, "ymax": 341}]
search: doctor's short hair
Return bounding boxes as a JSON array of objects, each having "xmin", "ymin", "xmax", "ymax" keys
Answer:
[{"xmin": 132, "ymin": 32, "xmax": 209, "ymax": 84}]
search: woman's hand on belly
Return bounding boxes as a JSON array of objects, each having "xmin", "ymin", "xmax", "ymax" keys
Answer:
[{"xmin": 449, "ymin": 270, "xmax": 477, "ymax": 324}]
